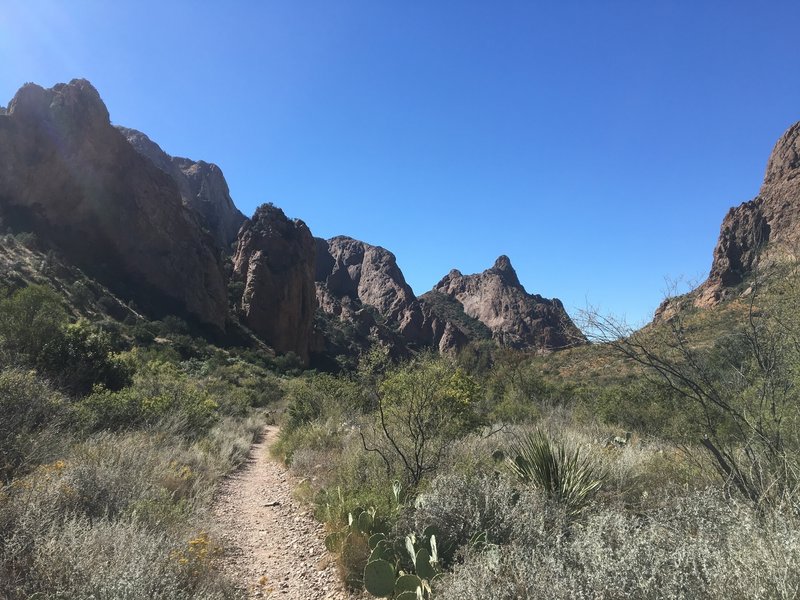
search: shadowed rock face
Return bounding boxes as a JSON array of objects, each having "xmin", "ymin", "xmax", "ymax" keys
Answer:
[
  {"xmin": 232, "ymin": 204, "xmax": 316, "ymax": 365},
  {"xmin": 697, "ymin": 122, "xmax": 800, "ymax": 306},
  {"xmin": 0, "ymin": 79, "xmax": 228, "ymax": 331},
  {"xmin": 431, "ymin": 256, "xmax": 585, "ymax": 351},
  {"xmin": 118, "ymin": 127, "xmax": 246, "ymax": 251}
]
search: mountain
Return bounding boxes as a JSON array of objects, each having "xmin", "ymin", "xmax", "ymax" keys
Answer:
[
  {"xmin": 315, "ymin": 236, "xmax": 429, "ymax": 339},
  {"xmin": 692, "ymin": 121, "xmax": 800, "ymax": 308},
  {"xmin": 232, "ymin": 204, "xmax": 317, "ymax": 365},
  {"xmin": 0, "ymin": 79, "xmax": 228, "ymax": 331},
  {"xmin": 424, "ymin": 256, "xmax": 585, "ymax": 351},
  {"xmin": 0, "ymin": 77, "xmax": 585, "ymax": 366},
  {"xmin": 314, "ymin": 236, "xmax": 584, "ymax": 360},
  {"xmin": 118, "ymin": 127, "xmax": 246, "ymax": 250}
]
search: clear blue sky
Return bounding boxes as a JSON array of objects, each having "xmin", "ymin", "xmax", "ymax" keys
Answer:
[{"xmin": 2, "ymin": 1, "xmax": 800, "ymax": 326}]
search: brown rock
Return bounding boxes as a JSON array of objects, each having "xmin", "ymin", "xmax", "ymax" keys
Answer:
[
  {"xmin": 431, "ymin": 255, "xmax": 585, "ymax": 351},
  {"xmin": 233, "ymin": 204, "xmax": 316, "ymax": 365},
  {"xmin": 0, "ymin": 79, "xmax": 228, "ymax": 331},
  {"xmin": 697, "ymin": 121, "xmax": 800, "ymax": 307},
  {"xmin": 315, "ymin": 236, "xmax": 429, "ymax": 343},
  {"xmin": 118, "ymin": 127, "xmax": 246, "ymax": 250}
]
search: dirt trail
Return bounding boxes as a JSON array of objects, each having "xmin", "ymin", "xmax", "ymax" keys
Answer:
[{"xmin": 213, "ymin": 426, "xmax": 351, "ymax": 599}]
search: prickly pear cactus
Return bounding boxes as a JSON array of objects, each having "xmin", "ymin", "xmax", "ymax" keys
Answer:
[{"xmin": 364, "ymin": 559, "xmax": 396, "ymax": 597}]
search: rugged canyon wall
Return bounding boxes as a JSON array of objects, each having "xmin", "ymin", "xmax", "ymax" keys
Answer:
[
  {"xmin": 0, "ymin": 79, "xmax": 228, "ymax": 331},
  {"xmin": 119, "ymin": 127, "xmax": 246, "ymax": 251},
  {"xmin": 696, "ymin": 121, "xmax": 800, "ymax": 306}
]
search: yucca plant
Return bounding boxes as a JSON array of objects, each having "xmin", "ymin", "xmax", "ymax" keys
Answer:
[{"xmin": 506, "ymin": 430, "xmax": 604, "ymax": 518}]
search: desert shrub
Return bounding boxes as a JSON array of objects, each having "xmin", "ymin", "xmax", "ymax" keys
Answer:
[
  {"xmin": 505, "ymin": 430, "xmax": 604, "ymax": 518},
  {"xmin": 200, "ymin": 354, "xmax": 284, "ymax": 410},
  {"xmin": 436, "ymin": 490, "xmax": 800, "ymax": 600},
  {"xmin": 2, "ymin": 516, "xmax": 237, "ymax": 600},
  {"xmin": 191, "ymin": 415, "xmax": 263, "ymax": 477},
  {"xmin": 0, "ymin": 285, "xmax": 66, "ymax": 362},
  {"xmin": 410, "ymin": 472, "xmax": 531, "ymax": 564},
  {"xmin": 284, "ymin": 372, "xmax": 362, "ymax": 430},
  {"xmin": 270, "ymin": 351, "xmax": 304, "ymax": 375},
  {"xmin": 38, "ymin": 320, "xmax": 134, "ymax": 395},
  {"xmin": 0, "ymin": 416, "xmax": 260, "ymax": 599},
  {"xmin": 360, "ymin": 355, "xmax": 484, "ymax": 487},
  {"xmin": 0, "ymin": 369, "xmax": 68, "ymax": 482},
  {"xmin": 77, "ymin": 361, "xmax": 218, "ymax": 435}
]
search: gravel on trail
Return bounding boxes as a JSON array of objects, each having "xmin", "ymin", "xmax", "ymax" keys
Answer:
[{"xmin": 213, "ymin": 426, "xmax": 353, "ymax": 599}]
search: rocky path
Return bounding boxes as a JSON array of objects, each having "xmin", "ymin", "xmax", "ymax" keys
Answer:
[{"xmin": 213, "ymin": 426, "xmax": 351, "ymax": 599}]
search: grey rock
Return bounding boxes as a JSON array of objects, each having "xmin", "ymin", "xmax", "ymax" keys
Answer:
[{"xmin": 118, "ymin": 126, "xmax": 246, "ymax": 250}]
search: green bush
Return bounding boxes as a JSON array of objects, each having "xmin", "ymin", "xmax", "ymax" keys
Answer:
[
  {"xmin": 361, "ymin": 355, "xmax": 484, "ymax": 487},
  {"xmin": 77, "ymin": 361, "xmax": 218, "ymax": 435},
  {"xmin": 38, "ymin": 320, "xmax": 133, "ymax": 395},
  {"xmin": 0, "ymin": 285, "xmax": 66, "ymax": 362}
]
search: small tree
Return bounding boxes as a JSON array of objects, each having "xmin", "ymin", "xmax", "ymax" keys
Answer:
[{"xmin": 360, "ymin": 354, "xmax": 483, "ymax": 488}]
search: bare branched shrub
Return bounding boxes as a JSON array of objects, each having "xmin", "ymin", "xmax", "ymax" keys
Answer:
[{"xmin": 584, "ymin": 270, "xmax": 800, "ymax": 508}]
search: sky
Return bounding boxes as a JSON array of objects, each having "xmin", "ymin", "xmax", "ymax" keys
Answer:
[{"xmin": 2, "ymin": 1, "xmax": 800, "ymax": 327}]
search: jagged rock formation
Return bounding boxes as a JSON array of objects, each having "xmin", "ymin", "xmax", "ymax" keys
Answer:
[
  {"xmin": 232, "ymin": 204, "xmax": 316, "ymax": 365},
  {"xmin": 696, "ymin": 121, "xmax": 800, "ymax": 306},
  {"xmin": 315, "ymin": 238, "xmax": 583, "ymax": 359},
  {"xmin": 0, "ymin": 79, "xmax": 228, "ymax": 331},
  {"xmin": 315, "ymin": 236, "xmax": 429, "ymax": 341},
  {"xmin": 312, "ymin": 236, "xmax": 437, "ymax": 364},
  {"xmin": 118, "ymin": 127, "xmax": 246, "ymax": 250},
  {"xmin": 428, "ymin": 256, "xmax": 585, "ymax": 350}
]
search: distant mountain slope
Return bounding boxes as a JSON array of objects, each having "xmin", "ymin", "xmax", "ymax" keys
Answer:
[
  {"xmin": 314, "ymin": 235, "xmax": 585, "ymax": 360},
  {"xmin": 118, "ymin": 127, "xmax": 246, "ymax": 250},
  {"xmin": 428, "ymin": 256, "xmax": 586, "ymax": 351}
]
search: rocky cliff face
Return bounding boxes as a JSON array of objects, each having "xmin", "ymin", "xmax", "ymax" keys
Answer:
[
  {"xmin": 0, "ymin": 79, "xmax": 228, "ymax": 331},
  {"xmin": 697, "ymin": 121, "xmax": 800, "ymax": 306},
  {"xmin": 118, "ymin": 127, "xmax": 246, "ymax": 250},
  {"xmin": 429, "ymin": 256, "xmax": 585, "ymax": 351},
  {"xmin": 315, "ymin": 236, "xmax": 429, "ymax": 343},
  {"xmin": 232, "ymin": 204, "xmax": 316, "ymax": 365}
]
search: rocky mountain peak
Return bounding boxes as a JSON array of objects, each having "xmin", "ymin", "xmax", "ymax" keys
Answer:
[
  {"xmin": 118, "ymin": 126, "xmax": 245, "ymax": 250},
  {"xmin": 762, "ymin": 122, "xmax": 800, "ymax": 191},
  {"xmin": 695, "ymin": 120, "xmax": 800, "ymax": 307},
  {"xmin": 491, "ymin": 254, "xmax": 521, "ymax": 287},
  {"xmin": 8, "ymin": 79, "xmax": 109, "ymax": 133},
  {"xmin": 431, "ymin": 257, "xmax": 584, "ymax": 351}
]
